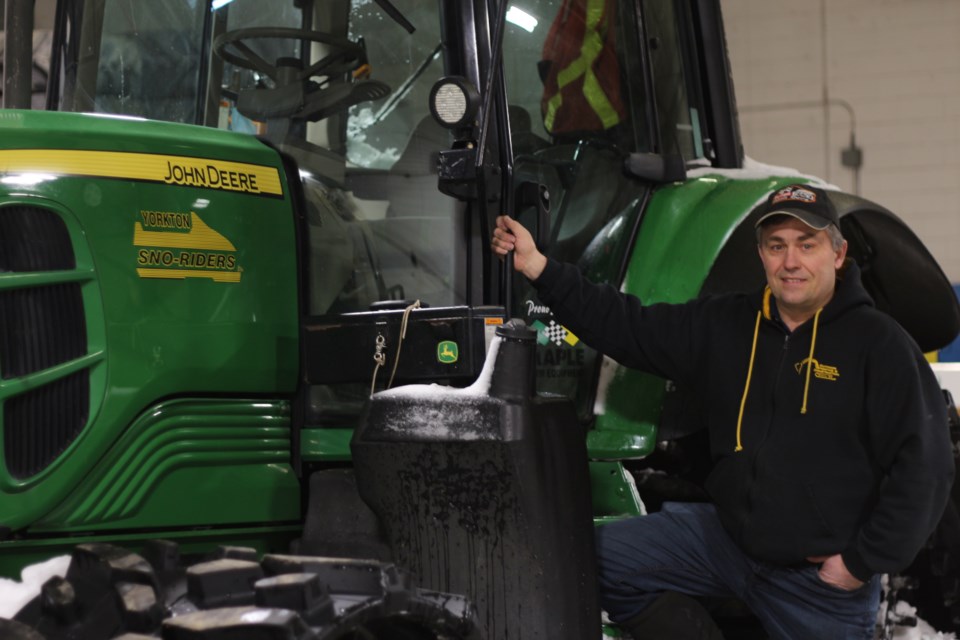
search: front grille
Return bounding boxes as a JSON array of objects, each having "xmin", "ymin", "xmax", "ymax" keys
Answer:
[
  {"xmin": 0, "ymin": 206, "xmax": 75, "ymax": 272},
  {"xmin": 4, "ymin": 369, "xmax": 90, "ymax": 479},
  {"xmin": 0, "ymin": 204, "xmax": 90, "ymax": 478},
  {"xmin": 0, "ymin": 283, "xmax": 87, "ymax": 379}
]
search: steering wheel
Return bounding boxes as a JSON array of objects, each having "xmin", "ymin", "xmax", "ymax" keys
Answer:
[
  {"xmin": 213, "ymin": 27, "xmax": 390, "ymax": 122},
  {"xmin": 213, "ymin": 27, "xmax": 365, "ymax": 86}
]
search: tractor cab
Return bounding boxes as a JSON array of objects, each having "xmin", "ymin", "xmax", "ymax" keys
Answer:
[{"xmin": 38, "ymin": 0, "xmax": 742, "ymax": 433}]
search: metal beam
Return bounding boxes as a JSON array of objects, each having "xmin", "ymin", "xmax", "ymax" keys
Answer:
[{"xmin": 3, "ymin": 0, "xmax": 36, "ymax": 108}]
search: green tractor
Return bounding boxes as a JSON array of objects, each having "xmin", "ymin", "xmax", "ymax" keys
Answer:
[{"xmin": 1, "ymin": 0, "xmax": 958, "ymax": 637}]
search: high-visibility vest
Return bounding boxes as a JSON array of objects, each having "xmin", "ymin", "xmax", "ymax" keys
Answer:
[{"xmin": 540, "ymin": 0, "xmax": 625, "ymax": 135}]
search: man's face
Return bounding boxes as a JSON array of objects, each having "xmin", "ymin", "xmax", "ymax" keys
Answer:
[{"xmin": 758, "ymin": 217, "xmax": 848, "ymax": 326}]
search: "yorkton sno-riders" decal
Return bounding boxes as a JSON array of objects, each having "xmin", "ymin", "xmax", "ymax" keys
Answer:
[{"xmin": 134, "ymin": 210, "xmax": 241, "ymax": 282}]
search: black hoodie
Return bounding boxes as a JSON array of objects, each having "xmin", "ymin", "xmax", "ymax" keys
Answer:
[{"xmin": 533, "ymin": 258, "xmax": 955, "ymax": 581}]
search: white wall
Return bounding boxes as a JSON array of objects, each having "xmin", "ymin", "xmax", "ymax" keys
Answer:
[
  {"xmin": 722, "ymin": 0, "xmax": 960, "ymax": 281},
  {"xmin": 36, "ymin": 0, "xmax": 56, "ymax": 29}
]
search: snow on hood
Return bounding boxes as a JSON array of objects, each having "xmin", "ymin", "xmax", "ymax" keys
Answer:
[{"xmin": 687, "ymin": 156, "xmax": 841, "ymax": 191}]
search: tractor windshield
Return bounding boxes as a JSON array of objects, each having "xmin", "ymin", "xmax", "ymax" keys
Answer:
[
  {"xmin": 57, "ymin": 0, "xmax": 462, "ymax": 313},
  {"xmin": 57, "ymin": 0, "xmax": 444, "ymax": 165}
]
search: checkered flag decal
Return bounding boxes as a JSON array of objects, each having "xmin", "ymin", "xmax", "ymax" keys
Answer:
[{"xmin": 532, "ymin": 319, "xmax": 579, "ymax": 347}]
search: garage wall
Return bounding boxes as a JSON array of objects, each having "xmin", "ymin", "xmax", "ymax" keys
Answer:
[{"xmin": 721, "ymin": 0, "xmax": 960, "ymax": 282}]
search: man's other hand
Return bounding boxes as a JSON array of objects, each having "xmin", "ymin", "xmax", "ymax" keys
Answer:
[
  {"xmin": 806, "ymin": 554, "xmax": 865, "ymax": 591},
  {"xmin": 491, "ymin": 215, "xmax": 548, "ymax": 280}
]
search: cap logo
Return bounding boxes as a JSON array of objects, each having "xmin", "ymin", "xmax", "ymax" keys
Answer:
[{"xmin": 772, "ymin": 186, "xmax": 817, "ymax": 205}]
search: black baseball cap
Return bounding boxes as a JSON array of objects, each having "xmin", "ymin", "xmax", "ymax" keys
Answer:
[{"xmin": 754, "ymin": 184, "xmax": 839, "ymax": 231}]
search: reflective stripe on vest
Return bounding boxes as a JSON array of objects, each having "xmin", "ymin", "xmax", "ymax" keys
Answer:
[{"xmin": 543, "ymin": 0, "xmax": 621, "ymax": 132}]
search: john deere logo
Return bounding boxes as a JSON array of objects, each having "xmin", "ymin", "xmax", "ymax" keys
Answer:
[{"xmin": 437, "ymin": 341, "xmax": 459, "ymax": 364}]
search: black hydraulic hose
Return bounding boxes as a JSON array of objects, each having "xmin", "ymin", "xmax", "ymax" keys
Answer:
[
  {"xmin": 372, "ymin": 0, "xmax": 416, "ymax": 34},
  {"xmin": 475, "ymin": 0, "xmax": 512, "ymax": 317},
  {"xmin": 475, "ymin": 0, "xmax": 507, "ymax": 179},
  {"xmin": 3, "ymin": 0, "xmax": 35, "ymax": 108},
  {"xmin": 46, "ymin": 0, "xmax": 69, "ymax": 109},
  {"xmin": 497, "ymin": 70, "xmax": 516, "ymax": 320}
]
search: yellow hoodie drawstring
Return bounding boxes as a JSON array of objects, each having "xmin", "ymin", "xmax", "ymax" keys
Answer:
[
  {"xmin": 800, "ymin": 308, "xmax": 822, "ymax": 415},
  {"xmin": 734, "ymin": 309, "xmax": 762, "ymax": 452},
  {"xmin": 735, "ymin": 288, "xmax": 822, "ymax": 451}
]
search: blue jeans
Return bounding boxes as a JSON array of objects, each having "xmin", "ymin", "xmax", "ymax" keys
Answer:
[{"xmin": 596, "ymin": 502, "xmax": 881, "ymax": 640}]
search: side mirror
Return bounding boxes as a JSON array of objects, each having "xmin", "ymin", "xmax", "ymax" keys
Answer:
[{"xmin": 623, "ymin": 153, "xmax": 687, "ymax": 184}]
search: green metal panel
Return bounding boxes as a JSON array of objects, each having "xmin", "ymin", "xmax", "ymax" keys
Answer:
[
  {"xmin": 301, "ymin": 427, "xmax": 354, "ymax": 462},
  {"xmin": 590, "ymin": 460, "xmax": 644, "ymax": 521},
  {"xmin": 0, "ymin": 110, "xmax": 300, "ymax": 532},
  {"xmin": 33, "ymin": 399, "xmax": 299, "ymax": 531}
]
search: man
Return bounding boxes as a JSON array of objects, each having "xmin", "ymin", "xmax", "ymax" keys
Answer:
[{"xmin": 491, "ymin": 184, "xmax": 955, "ymax": 639}]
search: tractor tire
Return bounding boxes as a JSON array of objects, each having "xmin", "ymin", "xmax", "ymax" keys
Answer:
[{"xmin": 12, "ymin": 541, "xmax": 480, "ymax": 640}]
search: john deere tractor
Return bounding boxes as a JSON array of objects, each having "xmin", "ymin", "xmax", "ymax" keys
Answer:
[{"xmin": 0, "ymin": 0, "xmax": 958, "ymax": 638}]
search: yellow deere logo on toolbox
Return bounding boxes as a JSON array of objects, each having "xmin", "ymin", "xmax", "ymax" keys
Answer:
[
  {"xmin": 437, "ymin": 341, "xmax": 459, "ymax": 364},
  {"xmin": 133, "ymin": 211, "xmax": 241, "ymax": 283},
  {"xmin": 794, "ymin": 357, "xmax": 839, "ymax": 381}
]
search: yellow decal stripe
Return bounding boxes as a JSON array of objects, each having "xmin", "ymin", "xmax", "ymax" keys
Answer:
[
  {"xmin": 136, "ymin": 268, "xmax": 241, "ymax": 283},
  {"xmin": 134, "ymin": 213, "xmax": 236, "ymax": 251},
  {"xmin": 0, "ymin": 149, "xmax": 283, "ymax": 196}
]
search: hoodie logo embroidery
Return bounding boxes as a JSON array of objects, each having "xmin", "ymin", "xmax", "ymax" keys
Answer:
[{"xmin": 794, "ymin": 358, "xmax": 839, "ymax": 381}]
